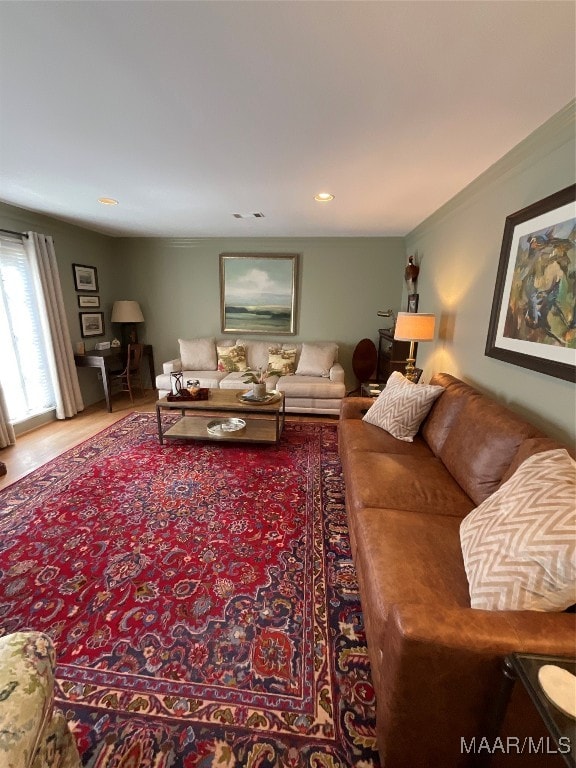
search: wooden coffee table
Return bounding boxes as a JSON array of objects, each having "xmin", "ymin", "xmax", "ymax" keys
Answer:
[{"xmin": 156, "ymin": 389, "xmax": 285, "ymax": 445}]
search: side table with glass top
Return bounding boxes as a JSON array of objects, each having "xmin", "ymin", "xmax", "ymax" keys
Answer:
[{"xmin": 479, "ymin": 653, "xmax": 576, "ymax": 768}]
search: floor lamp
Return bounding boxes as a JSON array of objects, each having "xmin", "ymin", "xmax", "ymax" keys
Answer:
[{"xmin": 394, "ymin": 312, "xmax": 436, "ymax": 382}]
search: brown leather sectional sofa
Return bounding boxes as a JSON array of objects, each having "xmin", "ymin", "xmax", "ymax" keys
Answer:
[{"xmin": 338, "ymin": 372, "xmax": 575, "ymax": 768}]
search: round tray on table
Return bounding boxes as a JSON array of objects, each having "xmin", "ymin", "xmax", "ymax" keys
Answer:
[
  {"xmin": 206, "ymin": 418, "xmax": 247, "ymax": 437},
  {"xmin": 236, "ymin": 390, "xmax": 282, "ymax": 405}
]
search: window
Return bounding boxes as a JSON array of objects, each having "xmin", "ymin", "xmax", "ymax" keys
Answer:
[{"xmin": 0, "ymin": 236, "xmax": 55, "ymax": 424}]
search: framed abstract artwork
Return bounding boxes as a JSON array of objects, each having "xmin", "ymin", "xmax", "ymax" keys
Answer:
[
  {"xmin": 220, "ymin": 253, "xmax": 299, "ymax": 334},
  {"xmin": 485, "ymin": 185, "xmax": 576, "ymax": 382}
]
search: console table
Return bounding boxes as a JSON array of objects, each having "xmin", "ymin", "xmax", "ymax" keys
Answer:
[{"xmin": 74, "ymin": 345, "xmax": 156, "ymax": 412}]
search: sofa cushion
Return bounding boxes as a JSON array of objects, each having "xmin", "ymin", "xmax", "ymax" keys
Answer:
[
  {"xmin": 500, "ymin": 436, "xmax": 571, "ymax": 485},
  {"xmin": 219, "ymin": 372, "xmax": 279, "ymax": 391},
  {"xmin": 421, "ymin": 373, "xmax": 472, "ymax": 456},
  {"xmin": 277, "ymin": 375, "xmax": 345, "ymax": 400},
  {"xmin": 354, "ymin": 508, "xmax": 471, "ymax": 615},
  {"xmin": 268, "ymin": 346, "xmax": 297, "ymax": 375},
  {"xmin": 235, "ymin": 339, "xmax": 272, "ymax": 370},
  {"xmin": 295, "ymin": 342, "xmax": 338, "ymax": 377},
  {"xmin": 178, "ymin": 337, "xmax": 217, "ymax": 370},
  {"xmin": 362, "ymin": 372, "xmax": 444, "ymax": 442},
  {"xmin": 339, "ymin": 416, "xmax": 435, "ymax": 457},
  {"xmin": 439, "ymin": 387, "xmax": 542, "ymax": 505},
  {"xmin": 460, "ymin": 449, "xmax": 576, "ymax": 611},
  {"xmin": 343, "ymin": 451, "xmax": 475, "ymax": 518},
  {"xmin": 217, "ymin": 344, "xmax": 248, "ymax": 372}
]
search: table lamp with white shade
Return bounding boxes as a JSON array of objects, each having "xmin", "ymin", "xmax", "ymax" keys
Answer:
[
  {"xmin": 393, "ymin": 312, "xmax": 436, "ymax": 382},
  {"xmin": 111, "ymin": 300, "xmax": 145, "ymax": 346}
]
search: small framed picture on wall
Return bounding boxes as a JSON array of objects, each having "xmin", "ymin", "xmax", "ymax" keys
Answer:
[
  {"xmin": 407, "ymin": 293, "xmax": 419, "ymax": 313},
  {"xmin": 73, "ymin": 263, "xmax": 99, "ymax": 292},
  {"xmin": 79, "ymin": 312, "xmax": 104, "ymax": 337},
  {"xmin": 78, "ymin": 295, "xmax": 100, "ymax": 308}
]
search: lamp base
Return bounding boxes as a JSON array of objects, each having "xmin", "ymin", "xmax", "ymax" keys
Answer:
[
  {"xmin": 404, "ymin": 357, "xmax": 418, "ymax": 382},
  {"xmin": 121, "ymin": 324, "xmax": 139, "ymax": 347}
]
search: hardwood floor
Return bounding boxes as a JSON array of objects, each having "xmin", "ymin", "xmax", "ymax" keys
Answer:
[
  {"xmin": 0, "ymin": 390, "xmax": 336, "ymax": 489},
  {"xmin": 0, "ymin": 391, "xmax": 157, "ymax": 490}
]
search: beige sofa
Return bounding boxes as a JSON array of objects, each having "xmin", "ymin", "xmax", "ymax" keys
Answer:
[{"xmin": 155, "ymin": 337, "xmax": 346, "ymax": 415}]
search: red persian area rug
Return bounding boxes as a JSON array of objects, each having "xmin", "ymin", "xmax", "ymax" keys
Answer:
[{"xmin": 0, "ymin": 414, "xmax": 379, "ymax": 767}]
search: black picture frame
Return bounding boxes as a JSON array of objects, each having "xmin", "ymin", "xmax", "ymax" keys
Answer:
[
  {"xmin": 485, "ymin": 185, "xmax": 576, "ymax": 382},
  {"xmin": 79, "ymin": 312, "xmax": 104, "ymax": 338},
  {"xmin": 407, "ymin": 293, "xmax": 419, "ymax": 313},
  {"xmin": 78, "ymin": 295, "xmax": 100, "ymax": 308},
  {"xmin": 73, "ymin": 263, "xmax": 99, "ymax": 292}
]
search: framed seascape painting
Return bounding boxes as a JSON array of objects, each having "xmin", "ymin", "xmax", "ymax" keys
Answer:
[
  {"xmin": 220, "ymin": 253, "xmax": 299, "ymax": 335},
  {"xmin": 485, "ymin": 185, "xmax": 576, "ymax": 382}
]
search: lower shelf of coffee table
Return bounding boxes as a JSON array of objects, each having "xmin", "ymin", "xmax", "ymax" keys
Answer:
[{"xmin": 163, "ymin": 415, "xmax": 281, "ymax": 443}]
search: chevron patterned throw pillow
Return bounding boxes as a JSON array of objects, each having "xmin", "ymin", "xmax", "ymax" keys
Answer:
[
  {"xmin": 362, "ymin": 371, "xmax": 444, "ymax": 441},
  {"xmin": 460, "ymin": 448, "xmax": 576, "ymax": 611}
]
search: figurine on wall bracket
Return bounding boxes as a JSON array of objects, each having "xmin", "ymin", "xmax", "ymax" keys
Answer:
[{"xmin": 405, "ymin": 253, "xmax": 420, "ymax": 293}]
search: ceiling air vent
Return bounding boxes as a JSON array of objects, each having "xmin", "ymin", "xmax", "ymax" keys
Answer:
[{"xmin": 232, "ymin": 212, "xmax": 265, "ymax": 219}]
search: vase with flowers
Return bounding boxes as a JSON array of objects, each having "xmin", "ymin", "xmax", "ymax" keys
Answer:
[{"xmin": 242, "ymin": 366, "xmax": 281, "ymax": 400}]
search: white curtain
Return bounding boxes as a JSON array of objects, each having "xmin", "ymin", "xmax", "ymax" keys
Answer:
[
  {"xmin": 25, "ymin": 233, "xmax": 84, "ymax": 419},
  {"xmin": 0, "ymin": 382, "xmax": 15, "ymax": 448}
]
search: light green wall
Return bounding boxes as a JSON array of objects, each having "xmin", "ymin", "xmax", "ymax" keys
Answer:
[
  {"xmin": 2, "ymin": 102, "xmax": 574, "ymax": 439},
  {"xmin": 0, "ymin": 202, "xmax": 116, "ymax": 405},
  {"xmin": 405, "ymin": 101, "xmax": 576, "ymax": 444},
  {"xmin": 114, "ymin": 237, "xmax": 406, "ymax": 391}
]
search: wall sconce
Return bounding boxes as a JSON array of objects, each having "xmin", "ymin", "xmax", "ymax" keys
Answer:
[
  {"xmin": 111, "ymin": 300, "xmax": 145, "ymax": 345},
  {"xmin": 394, "ymin": 312, "xmax": 436, "ymax": 381},
  {"xmin": 377, "ymin": 308, "xmax": 395, "ymax": 330}
]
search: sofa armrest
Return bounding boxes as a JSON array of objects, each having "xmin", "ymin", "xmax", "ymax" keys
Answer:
[
  {"xmin": 339, "ymin": 396, "xmax": 374, "ymax": 419},
  {"xmin": 162, "ymin": 358, "xmax": 182, "ymax": 374},
  {"xmin": 372, "ymin": 603, "xmax": 576, "ymax": 767},
  {"xmin": 329, "ymin": 362, "xmax": 345, "ymax": 384},
  {"xmin": 391, "ymin": 602, "xmax": 576, "ymax": 655}
]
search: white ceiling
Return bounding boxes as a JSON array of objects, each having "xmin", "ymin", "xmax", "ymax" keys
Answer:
[{"xmin": 0, "ymin": 1, "xmax": 574, "ymax": 238}]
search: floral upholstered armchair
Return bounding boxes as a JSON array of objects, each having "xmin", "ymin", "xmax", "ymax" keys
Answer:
[{"xmin": 0, "ymin": 632, "xmax": 81, "ymax": 768}]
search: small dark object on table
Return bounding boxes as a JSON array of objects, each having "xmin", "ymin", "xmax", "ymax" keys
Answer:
[{"xmin": 167, "ymin": 388, "xmax": 209, "ymax": 402}]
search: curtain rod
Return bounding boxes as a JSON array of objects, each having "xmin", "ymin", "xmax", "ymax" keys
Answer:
[{"xmin": 0, "ymin": 228, "xmax": 28, "ymax": 238}]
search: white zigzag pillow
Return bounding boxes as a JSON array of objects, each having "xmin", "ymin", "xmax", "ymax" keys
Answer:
[
  {"xmin": 362, "ymin": 371, "xmax": 444, "ymax": 442},
  {"xmin": 460, "ymin": 449, "xmax": 576, "ymax": 611}
]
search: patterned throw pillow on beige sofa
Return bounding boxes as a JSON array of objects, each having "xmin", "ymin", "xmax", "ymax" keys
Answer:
[
  {"xmin": 460, "ymin": 448, "xmax": 576, "ymax": 611},
  {"xmin": 217, "ymin": 344, "xmax": 248, "ymax": 372},
  {"xmin": 268, "ymin": 346, "xmax": 297, "ymax": 376}
]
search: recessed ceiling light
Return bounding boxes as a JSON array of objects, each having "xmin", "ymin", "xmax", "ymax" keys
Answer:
[
  {"xmin": 98, "ymin": 197, "xmax": 119, "ymax": 205},
  {"xmin": 314, "ymin": 192, "xmax": 334, "ymax": 202}
]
